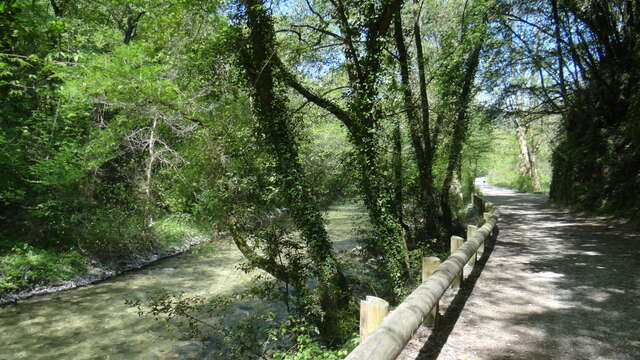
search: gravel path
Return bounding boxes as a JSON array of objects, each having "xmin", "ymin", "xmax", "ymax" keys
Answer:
[{"xmin": 398, "ymin": 182, "xmax": 640, "ymax": 360}]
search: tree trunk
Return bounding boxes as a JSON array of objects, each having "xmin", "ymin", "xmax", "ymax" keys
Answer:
[
  {"xmin": 276, "ymin": 0, "xmax": 410, "ymax": 298},
  {"xmin": 440, "ymin": 41, "xmax": 483, "ymax": 235},
  {"xmin": 551, "ymin": 0, "xmax": 567, "ymax": 102},
  {"xmin": 393, "ymin": 8, "xmax": 439, "ymax": 241},
  {"xmin": 352, "ymin": 124, "xmax": 411, "ymax": 293},
  {"xmin": 240, "ymin": 0, "xmax": 351, "ymax": 344},
  {"xmin": 144, "ymin": 117, "xmax": 157, "ymax": 226},
  {"xmin": 391, "ymin": 117, "xmax": 404, "ymax": 227},
  {"xmin": 121, "ymin": 9, "xmax": 145, "ymax": 45},
  {"xmin": 515, "ymin": 123, "xmax": 541, "ymax": 192}
]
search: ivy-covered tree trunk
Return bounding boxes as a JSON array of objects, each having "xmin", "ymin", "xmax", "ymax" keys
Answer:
[
  {"xmin": 391, "ymin": 117, "xmax": 405, "ymax": 228},
  {"xmin": 238, "ymin": 0, "xmax": 352, "ymax": 344},
  {"xmin": 278, "ymin": 0, "xmax": 411, "ymax": 297},
  {"xmin": 352, "ymin": 122, "xmax": 410, "ymax": 295},
  {"xmin": 440, "ymin": 41, "xmax": 483, "ymax": 235},
  {"xmin": 393, "ymin": 7, "xmax": 440, "ymax": 242}
]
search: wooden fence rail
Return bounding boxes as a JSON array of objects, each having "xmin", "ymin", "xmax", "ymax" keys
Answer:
[{"xmin": 345, "ymin": 196, "xmax": 497, "ymax": 360}]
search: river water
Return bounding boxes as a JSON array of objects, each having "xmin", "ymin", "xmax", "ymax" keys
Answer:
[{"xmin": 0, "ymin": 204, "xmax": 367, "ymax": 360}]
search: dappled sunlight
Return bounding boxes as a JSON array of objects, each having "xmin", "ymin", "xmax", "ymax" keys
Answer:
[{"xmin": 397, "ymin": 182, "xmax": 640, "ymax": 360}]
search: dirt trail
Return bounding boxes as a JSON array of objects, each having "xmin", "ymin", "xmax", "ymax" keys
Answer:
[{"xmin": 399, "ymin": 182, "xmax": 640, "ymax": 360}]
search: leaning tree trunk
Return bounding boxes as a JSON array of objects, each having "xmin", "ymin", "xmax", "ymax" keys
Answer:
[{"xmin": 239, "ymin": 0, "xmax": 351, "ymax": 344}]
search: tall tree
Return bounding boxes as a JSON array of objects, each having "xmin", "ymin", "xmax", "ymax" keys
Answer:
[
  {"xmin": 236, "ymin": 0, "xmax": 352, "ymax": 343},
  {"xmin": 392, "ymin": 3, "xmax": 441, "ymax": 243},
  {"xmin": 439, "ymin": 38, "xmax": 484, "ymax": 233},
  {"xmin": 277, "ymin": 0, "xmax": 411, "ymax": 296}
]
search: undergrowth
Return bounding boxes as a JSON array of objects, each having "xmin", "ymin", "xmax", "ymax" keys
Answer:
[
  {"xmin": 0, "ymin": 214, "xmax": 204, "ymax": 296},
  {"xmin": 0, "ymin": 244, "xmax": 88, "ymax": 295}
]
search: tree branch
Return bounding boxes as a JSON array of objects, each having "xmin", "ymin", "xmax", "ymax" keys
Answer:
[
  {"xmin": 291, "ymin": 24, "xmax": 345, "ymax": 41},
  {"xmin": 328, "ymin": 0, "xmax": 364, "ymax": 83},
  {"xmin": 275, "ymin": 58, "xmax": 354, "ymax": 129},
  {"xmin": 304, "ymin": 0, "xmax": 326, "ymax": 23},
  {"xmin": 291, "ymin": 86, "xmax": 351, "ymax": 113}
]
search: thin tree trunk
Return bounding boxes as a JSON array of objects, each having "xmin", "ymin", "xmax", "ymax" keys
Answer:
[
  {"xmin": 393, "ymin": 8, "xmax": 439, "ymax": 240},
  {"xmin": 145, "ymin": 117, "xmax": 157, "ymax": 226},
  {"xmin": 440, "ymin": 42, "xmax": 482, "ymax": 235},
  {"xmin": 515, "ymin": 123, "xmax": 541, "ymax": 191},
  {"xmin": 412, "ymin": 0, "xmax": 440, "ymax": 237},
  {"xmin": 551, "ymin": 0, "xmax": 567, "ymax": 102},
  {"xmin": 391, "ymin": 117, "xmax": 404, "ymax": 225}
]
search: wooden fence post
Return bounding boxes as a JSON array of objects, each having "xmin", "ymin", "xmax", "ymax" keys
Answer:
[
  {"xmin": 360, "ymin": 296, "xmax": 389, "ymax": 343},
  {"xmin": 467, "ymin": 225, "xmax": 478, "ymax": 266},
  {"xmin": 473, "ymin": 194, "xmax": 485, "ymax": 213},
  {"xmin": 421, "ymin": 257, "xmax": 441, "ymax": 326},
  {"xmin": 450, "ymin": 236, "xmax": 464, "ymax": 287},
  {"xmin": 483, "ymin": 212, "xmax": 491, "ymax": 225}
]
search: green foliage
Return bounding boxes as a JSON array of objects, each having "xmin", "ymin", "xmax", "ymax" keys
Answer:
[
  {"xmin": 126, "ymin": 285, "xmax": 358, "ymax": 360},
  {"xmin": 0, "ymin": 244, "xmax": 88, "ymax": 294},
  {"xmin": 481, "ymin": 126, "xmax": 552, "ymax": 194},
  {"xmin": 10, "ymin": 1, "xmax": 638, "ymax": 357},
  {"xmin": 0, "ymin": 0, "xmax": 232, "ymax": 292},
  {"xmin": 150, "ymin": 214, "xmax": 201, "ymax": 248},
  {"xmin": 300, "ymin": 119, "xmax": 358, "ymax": 205},
  {"xmin": 272, "ymin": 331, "xmax": 358, "ymax": 360},
  {"xmin": 483, "ymin": 130, "xmax": 522, "ymax": 188}
]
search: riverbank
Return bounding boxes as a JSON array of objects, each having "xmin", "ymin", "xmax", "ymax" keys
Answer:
[
  {"xmin": 0, "ymin": 203, "xmax": 369, "ymax": 360},
  {"xmin": 0, "ymin": 235, "xmax": 213, "ymax": 307},
  {"xmin": 0, "ymin": 216, "xmax": 213, "ymax": 307}
]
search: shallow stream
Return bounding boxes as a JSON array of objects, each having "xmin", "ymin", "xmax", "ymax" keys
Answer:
[{"xmin": 0, "ymin": 204, "xmax": 367, "ymax": 360}]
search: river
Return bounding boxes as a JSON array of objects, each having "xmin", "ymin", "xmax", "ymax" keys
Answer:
[{"xmin": 0, "ymin": 203, "xmax": 367, "ymax": 360}]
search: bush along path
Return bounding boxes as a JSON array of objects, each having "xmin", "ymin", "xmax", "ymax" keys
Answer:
[{"xmin": 398, "ymin": 181, "xmax": 640, "ymax": 360}]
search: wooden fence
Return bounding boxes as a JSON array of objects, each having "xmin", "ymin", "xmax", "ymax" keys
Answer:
[{"xmin": 345, "ymin": 194, "xmax": 498, "ymax": 360}]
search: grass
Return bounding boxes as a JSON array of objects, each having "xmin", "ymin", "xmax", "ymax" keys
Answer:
[
  {"xmin": 0, "ymin": 245, "xmax": 88, "ymax": 295},
  {"xmin": 0, "ymin": 214, "xmax": 206, "ymax": 297},
  {"xmin": 150, "ymin": 213, "xmax": 203, "ymax": 250}
]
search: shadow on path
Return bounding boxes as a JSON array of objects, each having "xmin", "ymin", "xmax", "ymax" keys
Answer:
[
  {"xmin": 416, "ymin": 226, "xmax": 499, "ymax": 360},
  {"xmin": 399, "ymin": 183, "xmax": 640, "ymax": 360}
]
